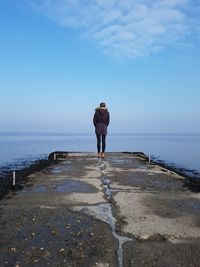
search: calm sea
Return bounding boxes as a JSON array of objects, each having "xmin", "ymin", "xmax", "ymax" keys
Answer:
[{"xmin": 0, "ymin": 133, "xmax": 199, "ymax": 175}]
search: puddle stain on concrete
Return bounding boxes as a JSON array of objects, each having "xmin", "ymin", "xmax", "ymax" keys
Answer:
[
  {"xmin": 53, "ymin": 179, "xmax": 98, "ymax": 193},
  {"xmin": 33, "ymin": 185, "xmax": 47, "ymax": 193},
  {"xmin": 32, "ymin": 179, "xmax": 98, "ymax": 194}
]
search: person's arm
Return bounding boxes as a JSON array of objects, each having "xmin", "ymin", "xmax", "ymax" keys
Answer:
[
  {"xmin": 93, "ymin": 112, "xmax": 97, "ymax": 127},
  {"xmin": 107, "ymin": 112, "xmax": 110, "ymax": 126}
]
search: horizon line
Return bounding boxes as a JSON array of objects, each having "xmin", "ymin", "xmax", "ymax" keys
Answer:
[{"xmin": 0, "ymin": 132, "xmax": 200, "ymax": 136}]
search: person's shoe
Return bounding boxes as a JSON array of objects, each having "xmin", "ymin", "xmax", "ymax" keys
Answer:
[
  {"xmin": 101, "ymin": 152, "xmax": 105, "ymax": 159},
  {"xmin": 98, "ymin": 153, "xmax": 101, "ymax": 158}
]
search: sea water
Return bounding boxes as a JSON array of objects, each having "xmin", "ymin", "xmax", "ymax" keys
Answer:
[{"xmin": 0, "ymin": 133, "xmax": 199, "ymax": 175}]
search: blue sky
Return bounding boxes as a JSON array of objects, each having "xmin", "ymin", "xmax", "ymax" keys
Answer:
[{"xmin": 0, "ymin": 0, "xmax": 200, "ymax": 133}]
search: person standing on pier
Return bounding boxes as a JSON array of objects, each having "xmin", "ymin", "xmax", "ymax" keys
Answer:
[{"xmin": 93, "ymin": 102, "xmax": 110, "ymax": 159}]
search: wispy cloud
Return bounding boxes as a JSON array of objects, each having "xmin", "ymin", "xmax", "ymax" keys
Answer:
[{"xmin": 30, "ymin": 0, "xmax": 200, "ymax": 58}]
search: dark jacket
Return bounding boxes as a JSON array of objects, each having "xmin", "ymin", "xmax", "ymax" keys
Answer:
[{"xmin": 93, "ymin": 108, "xmax": 110, "ymax": 135}]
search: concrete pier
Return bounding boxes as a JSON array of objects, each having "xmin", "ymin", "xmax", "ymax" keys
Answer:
[{"xmin": 0, "ymin": 152, "xmax": 200, "ymax": 266}]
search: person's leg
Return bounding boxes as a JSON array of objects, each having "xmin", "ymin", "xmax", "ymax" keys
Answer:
[
  {"xmin": 102, "ymin": 134, "xmax": 106, "ymax": 152},
  {"xmin": 96, "ymin": 134, "xmax": 101, "ymax": 155},
  {"xmin": 102, "ymin": 135, "xmax": 106, "ymax": 158}
]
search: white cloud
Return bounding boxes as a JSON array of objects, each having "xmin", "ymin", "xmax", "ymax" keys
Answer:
[{"xmin": 30, "ymin": 0, "xmax": 200, "ymax": 58}]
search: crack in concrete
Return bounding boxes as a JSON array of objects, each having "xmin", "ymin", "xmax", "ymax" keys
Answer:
[{"xmin": 99, "ymin": 159, "xmax": 132, "ymax": 267}]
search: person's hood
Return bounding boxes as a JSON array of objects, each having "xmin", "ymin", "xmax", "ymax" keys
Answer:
[{"xmin": 95, "ymin": 107, "xmax": 108, "ymax": 114}]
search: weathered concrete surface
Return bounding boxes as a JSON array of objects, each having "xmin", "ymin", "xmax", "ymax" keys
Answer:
[{"xmin": 0, "ymin": 152, "xmax": 200, "ymax": 267}]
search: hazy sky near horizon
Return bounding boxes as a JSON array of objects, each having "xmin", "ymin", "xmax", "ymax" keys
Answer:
[{"xmin": 0, "ymin": 0, "xmax": 200, "ymax": 133}]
